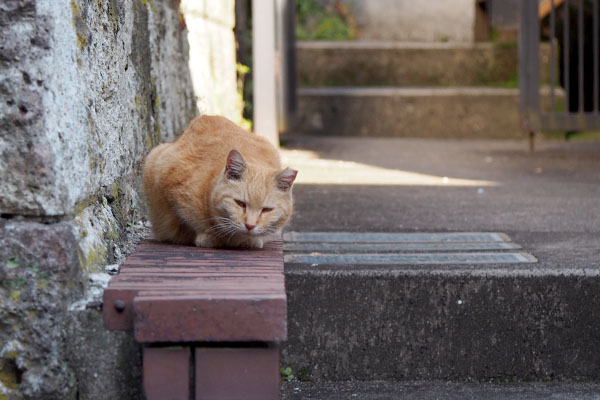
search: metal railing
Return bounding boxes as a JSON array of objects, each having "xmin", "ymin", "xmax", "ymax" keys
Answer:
[{"xmin": 519, "ymin": 0, "xmax": 600, "ymax": 149}]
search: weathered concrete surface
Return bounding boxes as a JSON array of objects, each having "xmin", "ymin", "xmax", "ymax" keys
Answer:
[
  {"xmin": 297, "ymin": 42, "xmax": 555, "ymax": 87},
  {"xmin": 342, "ymin": 0, "xmax": 475, "ymax": 42},
  {"xmin": 294, "ymin": 87, "xmax": 563, "ymax": 139},
  {"xmin": 0, "ymin": 0, "xmax": 196, "ymax": 217},
  {"xmin": 0, "ymin": 0, "xmax": 202, "ymax": 398},
  {"xmin": 279, "ymin": 136, "xmax": 600, "ymax": 382},
  {"xmin": 181, "ymin": 0, "xmax": 242, "ymax": 123},
  {"xmin": 282, "ymin": 381, "xmax": 600, "ymax": 400},
  {"xmin": 283, "ymin": 269, "xmax": 600, "ymax": 381},
  {"xmin": 297, "ymin": 41, "xmax": 518, "ymax": 87},
  {"xmin": 66, "ymin": 308, "xmax": 143, "ymax": 400},
  {"xmin": 0, "ymin": 221, "xmax": 83, "ymax": 398}
]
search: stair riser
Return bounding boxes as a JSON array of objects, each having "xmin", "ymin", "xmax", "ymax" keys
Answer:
[
  {"xmin": 295, "ymin": 90, "xmax": 521, "ymax": 138},
  {"xmin": 282, "ymin": 272, "xmax": 600, "ymax": 381},
  {"xmin": 294, "ymin": 89, "xmax": 562, "ymax": 138},
  {"xmin": 296, "ymin": 42, "xmax": 553, "ymax": 87}
]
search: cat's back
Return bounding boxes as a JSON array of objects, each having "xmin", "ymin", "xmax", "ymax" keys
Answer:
[{"xmin": 179, "ymin": 115, "xmax": 282, "ymax": 169}]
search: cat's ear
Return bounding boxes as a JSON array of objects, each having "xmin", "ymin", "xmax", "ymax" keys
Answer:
[
  {"xmin": 276, "ymin": 168, "xmax": 297, "ymax": 192},
  {"xmin": 225, "ymin": 149, "xmax": 247, "ymax": 180}
]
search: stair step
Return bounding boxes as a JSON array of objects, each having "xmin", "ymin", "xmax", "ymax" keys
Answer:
[
  {"xmin": 296, "ymin": 41, "xmax": 553, "ymax": 87},
  {"xmin": 281, "ymin": 381, "xmax": 600, "ymax": 400},
  {"xmin": 293, "ymin": 87, "xmax": 562, "ymax": 138},
  {"xmin": 281, "ymin": 231, "xmax": 600, "ymax": 381}
]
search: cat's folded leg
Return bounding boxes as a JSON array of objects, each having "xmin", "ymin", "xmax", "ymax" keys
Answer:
[{"xmin": 194, "ymin": 232, "xmax": 216, "ymax": 248}]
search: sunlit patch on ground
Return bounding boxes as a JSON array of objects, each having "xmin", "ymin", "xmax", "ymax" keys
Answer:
[{"xmin": 280, "ymin": 149, "xmax": 498, "ymax": 187}]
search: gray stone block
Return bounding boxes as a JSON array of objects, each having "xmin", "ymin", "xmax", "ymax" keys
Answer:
[
  {"xmin": 282, "ymin": 268, "xmax": 600, "ymax": 381},
  {"xmin": 0, "ymin": 0, "xmax": 196, "ymax": 217},
  {"xmin": 282, "ymin": 381, "xmax": 600, "ymax": 400},
  {"xmin": 66, "ymin": 309, "xmax": 143, "ymax": 400},
  {"xmin": 293, "ymin": 87, "xmax": 563, "ymax": 139},
  {"xmin": 297, "ymin": 41, "xmax": 555, "ymax": 88},
  {"xmin": 0, "ymin": 220, "xmax": 82, "ymax": 399},
  {"xmin": 0, "ymin": 0, "xmax": 200, "ymax": 398}
]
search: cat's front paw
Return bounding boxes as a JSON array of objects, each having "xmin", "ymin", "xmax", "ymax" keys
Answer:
[
  {"xmin": 241, "ymin": 237, "xmax": 264, "ymax": 249},
  {"xmin": 194, "ymin": 233, "xmax": 215, "ymax": 248}
]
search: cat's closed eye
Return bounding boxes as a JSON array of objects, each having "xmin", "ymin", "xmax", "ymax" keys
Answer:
[
  {"xmin": 234, "ymin": 199, "xmax": 246, "ymax": 209},
  {"xmin": 262, "ymin": 207, "xmax": 274, "ymax": 213}
]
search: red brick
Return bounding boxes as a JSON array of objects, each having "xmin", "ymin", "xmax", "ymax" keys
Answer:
[
  {"xmin": 195, "ymin": 346, "xmax": 280, "ymax": 400},
  {"xmin": 143, "ymin": 347, "xmax": 190, "ymax": 400}
]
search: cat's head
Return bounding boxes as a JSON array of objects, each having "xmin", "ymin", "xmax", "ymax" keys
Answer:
[{"xmin": 210, "ymin": 149, "xmax": 297, "ymax": 238}]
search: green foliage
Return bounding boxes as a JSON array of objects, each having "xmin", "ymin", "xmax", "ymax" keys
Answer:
[
  {"xmin": 2, "ymin": 278, "xmax": 27, "ymax": 291},
  {"xmin": 280, "ymin": 366, "xmax": 295, "ymax": 381},
  {"xmin": 296, "ymin": 0, "xmax": 357, "ymax": 40},
  {"xmin": 544, "ymin": 131, "xmax": 600, "ymax": 141},
  {"xmin": 5, "ymin": 257, "xmax": 19, "ymax": 269},
  {"xmin": 236, "ymin": 62, "xmax": 253, "ymax": 128}
]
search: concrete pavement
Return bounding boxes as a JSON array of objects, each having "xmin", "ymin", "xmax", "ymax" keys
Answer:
[{"xmin": 278, "ymin": 135, "xmax": 600, "ymax": 394}]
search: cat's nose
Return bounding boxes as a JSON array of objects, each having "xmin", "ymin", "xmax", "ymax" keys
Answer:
[{"xmin": 245, "ymin": 223, "xmax": 256, "ymax": 231}]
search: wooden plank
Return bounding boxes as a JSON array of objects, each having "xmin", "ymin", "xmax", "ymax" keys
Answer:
[
  {"xmin": 103, "ymin": 238, "xmax": 286, "ymax": 340},
  {"xmin": 133, "ymin": 296, "xmax": 287, "ymax": 343}
]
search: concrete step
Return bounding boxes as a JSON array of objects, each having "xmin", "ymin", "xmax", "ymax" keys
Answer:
[
  {"xmin": 281, "ymin": 231, "xmax": 600, "ymax": 382},
  {"xmin": 281, "ymin": 381, "xmax": 600, "ymax": 400},
  {"xmin": 293, "ymin": 87, "xmax": 561, "ymax": 139},
  {"xmin": 296, "ymin": 41, "xmax": 553, "ymax": 87}
]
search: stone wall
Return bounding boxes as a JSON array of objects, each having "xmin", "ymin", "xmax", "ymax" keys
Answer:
[{"xmin": 0, "ymin": 0, "xmax": 239, "ymax": 398}]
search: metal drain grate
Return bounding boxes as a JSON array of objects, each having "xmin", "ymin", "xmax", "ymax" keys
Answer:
[
  {"xmin": 283, "ymin": 232, "xmax": 511, "ymax": 243},
  {"xmin": 284, "ymin": 242, "xmax": 522, "ymax": 253},
  {"xmin": 284, "ymin": 232, "xmax": 537, "ymax": 265}
]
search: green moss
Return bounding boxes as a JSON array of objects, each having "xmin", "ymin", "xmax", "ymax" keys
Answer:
[
  {"xmin": 2, "ymin": 278, "xmax": 27, "ymax": 291},
  {"xmin": 140, "ymin": 0, "xmax": 156, "ymax": 13},
  {"xmin": 544, "ymin": 130, "xmax": 600, "ymax": 141},
  {"xmin": 25, "ymin": 262, "xmax": 39, "ymax": 272},
  {"xmin": 36, "ymin": 272, "xmax": 50, "ymax": 286},
  {"xmin": 89, "ymin": 156, "xmax": 97, "ymax": 171},
  {"xmin": 70, "ymin": 0, "xmax": 80, "ymax": 19},
  {"xmin": 0, "ymin": 352, "xmax": 21, "ymax": 391},
  {"xmin": 154, "ymin": 121, "xmax": 161, "ymax": 143},
  {"xmin": 297, "ymin": 367, "xmax": 312, "ymax": 381},
  {"xmin": 73, "ymin": 195, "xmax": 99, "ymax": 217},
  {"xmin": 82, "ymin": 246, "xmax": 107, "ymax": 273},
  {"xmin": 490, "ymin": 68, "xmax": 519, "ymax": 88},
  {"xmin": 9, "ymin": 291, "xmax": 20, "ymax": 302},
  {"xmin": 71, "ymin": 1, "xmax": 88, "ymax": 50},
  {"xmin": 296, "ymin": 0, "xmax": 357, "ymax": 40},
  {"xmin": 5, "ymin": 257, "xmax": 19, "ymax": 270},
  {"xmin": 108, "ymin": 219, "xmax": 119, "ymax": 241},
  {"xmin": 146, "ymin": 133, "xmax": 153, "ymax": 149},
  {"xmin": 112, "ymin": 182, "xmax": 119, "ymax": 200}
]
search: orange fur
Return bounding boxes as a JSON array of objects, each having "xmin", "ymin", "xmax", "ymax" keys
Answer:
[{"xmin": 142, "ymin": 115, "xmax": 297, "ymax": 248}]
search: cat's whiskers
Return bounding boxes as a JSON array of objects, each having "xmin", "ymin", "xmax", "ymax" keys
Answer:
[{"xmin": 206, "ymin": 217, "xmax": 245, "ymax": 241}]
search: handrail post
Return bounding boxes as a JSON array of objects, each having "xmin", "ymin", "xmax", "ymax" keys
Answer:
[
  {"xmin": 253, "ymin": 0, "xmax": 279, "ymax": 147},
  {"xmin": 519, "ymin": 0, "xmax": 541, "ymax": 152}
]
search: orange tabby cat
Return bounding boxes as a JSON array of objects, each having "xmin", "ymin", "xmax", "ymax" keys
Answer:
[{"xmin": 143, "ymin": 115, "xmax": 297, "ymax": 248}]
